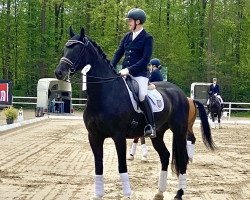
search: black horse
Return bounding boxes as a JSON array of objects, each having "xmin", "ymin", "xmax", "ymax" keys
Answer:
[
  {"xmin": 208, "ymin": 93, "xmax": 222, "ymax": 128},
  {"xmin": 55, "ymin": 27, "xmax": 215, "ymax": 200}
]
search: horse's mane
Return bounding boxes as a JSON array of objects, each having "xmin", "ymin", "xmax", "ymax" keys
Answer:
[
  {"xmin": 88, "ymin": 37, "xmax": 113, "ymax": 68},
  {"xmin": 87, "ymin": 37, "xmax": 119, "ymax": 75}
]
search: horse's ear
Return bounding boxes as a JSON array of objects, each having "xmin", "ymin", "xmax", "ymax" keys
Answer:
[
  {"xmin": 69, "ymin": 26, "xmax": 75, "ymax": 38},
  {"xmin": 79, "ymin": 27, "xmax": 85, "ymax": 41}
]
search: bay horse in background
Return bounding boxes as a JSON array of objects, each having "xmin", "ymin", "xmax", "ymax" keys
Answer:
[
  {"xmin": 208, "ymin": 92, "xmax": 222, "ymax": 128},
  {"xmin": 128, "ymin": 97, "xmax": 204, "ymax": 163},
  {"xmin": 54, "ymin": 27, "xmax": 215, "ymax": 200}
]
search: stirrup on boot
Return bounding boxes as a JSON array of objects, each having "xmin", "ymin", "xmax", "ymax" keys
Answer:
[
  {"xmin": 140, "ymin": 96, "xmax": 157, "ymax": 138},
  {"xmin": 144, "ymin": 124, "xmax": 156, "ymax": 138}
]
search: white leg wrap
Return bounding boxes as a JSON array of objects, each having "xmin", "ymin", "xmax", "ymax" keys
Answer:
[
  {"xmin": 95, "ymin": 175, "xmax": 104, "ymax": 198},
  {"xmin": 130, "ymin": 142, "xmax": 137, "ymax": 156},
  {"xmin": 141, "ymin": 144, "xmax": 148, "ymax": 157},
  {"xmin": 186, "ymin": 141, "xmax": 195, "ymax": 160},
  {"xmin": 178, "ymin": 173, "xmax": 187, "ymax": 192},
  {"xmin": 120, "ymin": 173, "xmax": 132, "ymax": 197},
  {"xmin": 158, "ymin": 170, "xmax": 168, "ymax": 192}
]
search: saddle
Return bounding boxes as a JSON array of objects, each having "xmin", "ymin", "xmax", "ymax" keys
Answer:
[
  {"xmin": 125, "ymin": 76, "xmax": 140, "ymax": 105},
  {"xmin": 124, "ymin": 76, "xmax": 164, "ymax": 113}
]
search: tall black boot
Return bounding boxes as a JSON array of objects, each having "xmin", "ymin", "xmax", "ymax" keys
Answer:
[{"xmin": 140, "ymin": 96, "xmax": 156, "ymax": 138}]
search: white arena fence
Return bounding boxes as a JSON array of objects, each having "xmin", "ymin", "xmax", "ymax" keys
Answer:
[
  {"xmin": 11, "ymin": 96, "xmax": 250, "ymax": 119},
  {"xmin": 12, "ymin": 96, "xmax": 87, "ymax": 107}
]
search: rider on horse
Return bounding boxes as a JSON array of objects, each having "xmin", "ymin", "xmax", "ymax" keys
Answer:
[
  {"xmin": 207, "ymin": 78, "xmax": 224, "ymax": 112},
  {"xmin": 149, "ymin": 58, "xmax": 164, "ymax": 82},
  {"xmin": 111, "ymin": 8, "xmax": 156, "ymax": 138}
]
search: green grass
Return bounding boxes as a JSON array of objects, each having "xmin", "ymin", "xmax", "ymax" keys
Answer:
[{"xmin": 231, "ymin": 111, "xmax": 250, "ymax": 117}]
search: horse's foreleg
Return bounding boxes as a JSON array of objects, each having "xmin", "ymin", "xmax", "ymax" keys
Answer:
[
  {"xmin": 113, "ymin": 136, "xmax": 131, "ymax": 198},
  {"xmin": 151, "ymin": 133, "xmax": 170, "ymax": 200},
  {"xmin": 218, "ymin": 111, "xmax": 222, "ymax": 129},
  {"xmin": 88, "ymin": 133, "xmax": 105, "ymax": 199},
  {"xmin": 211, "ymin": 113, "xmax": 216, "ymax": 128}
]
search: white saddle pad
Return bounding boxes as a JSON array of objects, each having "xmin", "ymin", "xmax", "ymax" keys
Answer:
[{"xmin": 123, "ymin": 79, "xmax": 164, "ymax": 113}]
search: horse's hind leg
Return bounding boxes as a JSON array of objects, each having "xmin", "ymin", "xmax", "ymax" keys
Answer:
[
  {"xmin": 140, "ymin": 137, "xmax": 148, "ymax": 162},
  {"xmin": 187, "ymin": 131, "xmax": 196, "ymax": 163},
  {"xmin": 150, "ymin": 132, "xmax": 170, "ymax": 200},
  {"xmin": 127, "ymin": 137, "xmax": 139, "ymax": 160},
  {"xmin": 88, "ymin": 133, "xmax": 105, "ymax": 199},
  {"xmin": 113, "ymin": 135, "xmax": 132, "ymax": 198},
  {"xmin": 170, "ymin": 118, "xmax": 189, "ymax": 200},
  {"xmin": 186, "ymin": 100, "xmax": 197, "ymax": 162}
]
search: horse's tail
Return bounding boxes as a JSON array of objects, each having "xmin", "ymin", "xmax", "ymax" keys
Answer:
[
  {"xmin": 171, "ymin": 102, "xmax": 189, "ymax": 176},
  {"xmin": 194, "ymin": 100, "xmax": 215, "ymax": 150}
]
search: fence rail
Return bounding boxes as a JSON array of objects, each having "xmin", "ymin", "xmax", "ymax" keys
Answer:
[
  {"xmin": 10, "ymin": 96, "xmax": 250, "ymax": 118},
  {"xmin": 223, "ymin": 102, "xmax": 250, "ymax": 118}
]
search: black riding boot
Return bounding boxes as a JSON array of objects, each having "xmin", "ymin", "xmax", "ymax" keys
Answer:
[{"xmin": 140, "ymin": 96, "xmax": 156, "ymax": 138}]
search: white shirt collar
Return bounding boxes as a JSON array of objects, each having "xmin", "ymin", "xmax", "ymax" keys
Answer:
[{"xmin": 132, "ymin": 28, "xmax": 143, "ymax": 40}]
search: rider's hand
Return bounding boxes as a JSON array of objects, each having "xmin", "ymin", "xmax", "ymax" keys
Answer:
[{"xmin": 119, "ymin": 68, "xmax": 129, "ymax": 76}]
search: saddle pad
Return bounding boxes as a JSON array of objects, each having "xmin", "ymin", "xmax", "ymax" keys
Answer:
[{"xmin": 123, "ymin": 78, "xmax": 164, "ymax": 113}]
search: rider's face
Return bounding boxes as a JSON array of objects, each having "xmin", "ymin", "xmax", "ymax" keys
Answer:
[
  {"xmin": 149, "ymin": 64, "xmax": 153, "ymax": 72},
  {"xmin": 127, "ymin": 19, "xmax": 135, "ymax": 31}
]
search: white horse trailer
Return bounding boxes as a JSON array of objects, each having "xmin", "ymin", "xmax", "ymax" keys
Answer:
[
  {"xmin": 35, "ymin": 78, "xmax": 73, "ymax": 117},
  {"xmin": 190, "ymin": 82, "xmax": 211, "ymax": 105}
]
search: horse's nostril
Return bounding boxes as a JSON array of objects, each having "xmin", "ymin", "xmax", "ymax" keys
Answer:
[{"xmin": 55, "ymin": 69, "xmax": 63, "ymax": 79}]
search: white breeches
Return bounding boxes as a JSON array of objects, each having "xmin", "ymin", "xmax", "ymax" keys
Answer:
[{"xmin": 133, "ymin": 76, "xmax": 149, "ymax": 101}]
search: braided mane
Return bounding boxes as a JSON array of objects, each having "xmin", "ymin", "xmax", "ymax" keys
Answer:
[{"xmin": 88, "ymin": 38, "xmax": 110, "ymax": 65}]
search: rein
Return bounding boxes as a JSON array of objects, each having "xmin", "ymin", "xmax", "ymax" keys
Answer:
[{"xmin": 69, "ymin": 74, "xmax": 121, "ymax": 84}]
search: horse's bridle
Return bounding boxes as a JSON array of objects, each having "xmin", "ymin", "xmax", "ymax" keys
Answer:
[
  {"xmin": 60, "ymin": 38, "xmax": 120, "ymax": 84},
  {"xmin": 60, "ymin": 38, "xmax": 89, "ymax": 74}
]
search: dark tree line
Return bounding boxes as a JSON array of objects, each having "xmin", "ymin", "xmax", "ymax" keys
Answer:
[{"xmin": 0, "ymin": 0, "xmax": 249, "ymax": 102}]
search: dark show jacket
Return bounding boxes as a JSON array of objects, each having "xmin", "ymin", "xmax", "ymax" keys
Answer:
[
  {"xmin": 111, "ymin": 29, "xmax": 153, "ymax": 77},
  {"xmin": 209, "ymin": 84, "xmax": 220, "ymax": 95},
  {"xmin": 149, "ymin": 69, "xmax": 163, "ymax": 82}
]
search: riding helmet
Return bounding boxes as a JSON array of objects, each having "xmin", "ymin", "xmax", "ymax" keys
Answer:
[
  {"xmin": 126, "ymin": 8, "xmax": 146, "ymax": 24},
  {"xmin": 149, "ymin": 58, "xmax": 161, "ymax": 67}
]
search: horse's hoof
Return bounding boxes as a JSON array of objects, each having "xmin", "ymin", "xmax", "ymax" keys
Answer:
[
  {"xmin": 153, "ymin": 191, "xmax": 164, "ymax": 200},
  {"xmin": 141, "ymin": 155, "xmax": 148, "ymax": 162},
  {"xmin": 189, "ymin": 158, "xmax": 193, "ymax": 163},
  {"xmin": 174, "ymin": 189, "xmax": 184, "ymax": 200},
  {"xmin": 127, "ymin": 155, "xmax": 134, "ymax": 161}
]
